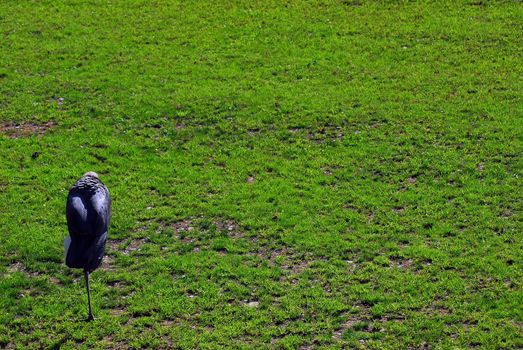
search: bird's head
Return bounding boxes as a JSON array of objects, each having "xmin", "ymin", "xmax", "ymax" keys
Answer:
[{"xmin": 83, "ymin": 171, "xmax": 99, "ymax": 178}]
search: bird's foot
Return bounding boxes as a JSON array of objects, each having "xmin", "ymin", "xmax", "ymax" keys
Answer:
[{"xmin": 86, "ymin": 314, "xmax": 95, "ymax": 322}]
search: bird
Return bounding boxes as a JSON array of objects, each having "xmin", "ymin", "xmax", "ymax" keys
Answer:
[{"xmin": 64, "ymin": 171, "xmax": 111, "ymax": 321}]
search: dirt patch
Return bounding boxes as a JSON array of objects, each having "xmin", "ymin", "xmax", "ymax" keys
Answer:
[
  {"xmin": 100, "ymin": 254, "xmax": 116, "ymax": 271},
  {"xmin": 7, "ymin": 261, "xmax": 25, "ymax": 274},
  {"xmin": 288, "ymin": 127, "xmax": 303, "ymax": 133},
  {"xmin": 48, "ymin": 276, "xmax": 61, "ymax": 285},
  {"xmin": 213, "ymin": 219, "xmax": 238, "ymax": 231},
  {"xmin": 511, "ymin": 321, "xmax": 523, "ymax": 332},
  {"xmin": 123, "ymin": 238, "xmax": 149, "ymax": 255},
  {"xmin": 427, "ymin": 304, "xmax": 452, "ymax": 316},
  {"xmin": 107, "ymin": 280, "xmax": 127, "ymax": 289},
  {"xmin": 476, "ymin": 162, "xmax": 484, "ymax": 172},
  {"xmin": 105, "ymin": 237, "xmax": 149, "ymax": 256},
  {"xmin": 106, "ymin": 239, "xmax": 125, "ymax": 254},
  {"xmin": 501, "ymin": 208, "xmax": 513, "ymax": 219},
  {"xmin": 213, "ymin": 219, "xmax": 243, "ymax": 239},
  {"xmin": 5, "ymin": 261, "xmax": 61, "ymax": 284},
  {"xmin": 389, "ymin": 257, "xmax": 413, "ymax": 269},
  {"xmin": 240, "ymin": 300, "xmax": 260, "ymax": 308},
  {"xmin": 109, "ymin": 308, "xmax": 126, "ymax": 317},
  {"xmin": 171, "ymin": 218, "xmax": 201, "ymax": 251},
  {"xmin": 161, "ymin": 319, "xmax": 176, "ymax": 327},
  {"xmin": 392, "ymin": 206, "xmax": 405, "ymax": 214},
  {"xmin": 422, "ymin": 295, "xmax": 452, "ymax": 316},
  {"xmin": 166, "ymin": 217, "xmax": 248, "ymax": 253},
  {"xmin": 298, "ymin": 345, "xmax": 314, "ymax": 350},
  {"xmin": 17, "ymin": 287, "xmax": 42, "ymax": 298},
  {"xmin": 172, "ymin": 219, "xmax": 196, "ymax": 233},
  {"xmin": 378, "ymin": 314, "xmax": 406, "ymax": 324},
  {"xmin": 423, "ymin": 300, "xmax": 452, "ymax": 316},
  {"xmin": 322, "ymin": 165, "xmax": 341, "ymax": 176},
  {"xmin": 249, "ymin": 244, "xmax": 312, "ymax": 282},
  {"xmin": 345, "ymin": 260, "xmax": 358, "ymax": 272},
  {"xmin": 343, "ymin": 203, "xmax": 375, "ymax": 223},
  {"xmin": 102, "ymin": 237, "xmax": 149, "ymax": 272},
  {"xmin": 333, "ymin": 305, "xmax": 383, "ymax": 343},
  {"xmin": 307, "ymin": 125, "xmax": 345, "ymax": 144},
  {"xmin": 332, "ymin": 314, "xmax": 361, "ymax": 340},
  {"xmin": 100, "ymin": 334, "xmax": 128, "ymax": 349},
  {"xmin": 173, "ymin": 217, "xmax": 244, "ymax": 237},
  {"xmin": 0, "ymin": 121, "xmax": 56, "ymax": 138},
  {"xmin": 250, "ymin": 245, "xmax": 288, "ymax": 266},
  {"xmin": 280, "ymin": 256, "xmax": 310, "ymax": 275}
]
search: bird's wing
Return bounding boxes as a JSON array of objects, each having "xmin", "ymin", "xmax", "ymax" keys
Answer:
[
  {"xmin": 65, "ymin": 231, "xmax": 107, "ymax": 271},
  {"xmin": 90, "ymin": 189, "xmax": 110, "ymax": 236},
  {"xmin": 85, "ymin": 231, "xmax": 108, "ymax": 272},
  {"xmin": 66, "ymin": 195, "xmax": 89, "ymax": 236}
]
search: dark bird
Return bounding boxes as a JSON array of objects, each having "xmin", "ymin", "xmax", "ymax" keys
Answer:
[{"xmin": 64, "ymin": 171, "xmax": 111, "ymax": 321}]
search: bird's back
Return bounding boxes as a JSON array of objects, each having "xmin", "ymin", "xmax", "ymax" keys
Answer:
[
  {"xmin": 66, "ymin": 175, "xmax": 111, "ymax": 237},
  {"xmin": 65, "ymin": 174, "xmax": 111, "ymax": 272}
]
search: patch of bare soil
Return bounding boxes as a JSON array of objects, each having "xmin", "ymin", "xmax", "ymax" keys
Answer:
[
  {"xmin": 422, "ymin": 295, "xmax": 452, "ymax": 317},
  {"xmin": 213, "ymin": 218, "xmax": 243, "ymax": 239},
  {"xmin": 407, "ymin": 176, "xmax": 417, "ymax": 184},
  {"xmin": 160, "ymin": 319, "xmax": 176, "ymax": 327},
  {"xmin": 100, "ymin": 334, "xmax": 128, "ymax": 349},
  {"xmin": 128, "ymin": 217, "xmax": 247, "ymax": 254},
  {"xmin": 249, "ymin": 245, "xmax": 313, "ymax": 285},
  {"xmin": 307, "ymin": 125, "xmax": 345, "ymax": 143},
  {"xmin": 5, "ymin": 261, "xmax": 62, "ymax": 285},
  {"xmin": 389, "ymin": 257, "xmax": 413, "ymax": 269},
  {"xmin": 5, "ymin": 262, "xmax": 50, "ymax": 297},
  {"xmin": 298, "ymin": 345, "xmax": 314, "ymax": 350},
  {"xmin": 332, "ymin": 314, "xmax": 361, "ymax": 340},
  {"xmin": 171, "ymin": 216, "xmax": 245, "ymax": 240},
  {"xmin": 0, "ymin": 121, "xmax": 56, "ymax": 138},
  {"xmin": 332, "ymin": 303, "xmax": 373, "ymax": 341},
  {"xmin": 100, "ymin": 254, "xmax": 116, "ymax": 271},
  {"xmin": 171, "ymin": 218, "xmax": 202, "ymax": 251},
  {"xmin": 279, "ymin": 255, "xmax": 311, "ymax": 275},
  {"xmin": 240, "ymin": 300, "xmax": 260, "ymax": 308},
  {"xmin": 122, "ymin": 238, "xmax": 149, "ymax": 255},
  {"xmin": 343, "ymin": 203, "xmax": 375, "ymax": 223},
  {"xmin": 105, "ymin": 239, "xmax": 124, "ymax": 255},
  {"xmin": 106, "ymin": 237, "xmax": 149, "ymax": 257},
  {"xmin": 172, "ymin": 219, "xmax": 196, "ymax": 233},
  {"xmin": 7, "ymin": 261, "xmax": 26, "ymax": 274},
  {"xmin": 392, "ymin": 206, "xmax": 405, "ymax": 214},
  {"xmin": 109, "ymin": 308, "xmax": 126, "ymax": 317}
]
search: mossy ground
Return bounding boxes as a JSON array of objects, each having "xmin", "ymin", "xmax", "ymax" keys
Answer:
[{"xmin": 1, "ymin": 1, "xmax": 522, "ymax": 349}]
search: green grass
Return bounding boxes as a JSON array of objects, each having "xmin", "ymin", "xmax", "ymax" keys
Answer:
[{"xmin": 1, "ymin": 0, "xmax": 522, "ymax": 348}]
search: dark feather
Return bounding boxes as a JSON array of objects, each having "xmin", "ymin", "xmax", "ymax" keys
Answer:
[{"xmin": 65, "ymin": 174, "xmax": 111, "ymax": 272}]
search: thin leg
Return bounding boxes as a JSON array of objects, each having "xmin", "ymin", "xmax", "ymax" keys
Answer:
[{"xmin": 84, "ymin": 270, "xmax": 94, "ymax": 321}]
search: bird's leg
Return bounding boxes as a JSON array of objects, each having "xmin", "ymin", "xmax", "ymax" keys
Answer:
[{"xmin": 84, "ymin": 270, "xmax": 94, "ymax": 321}]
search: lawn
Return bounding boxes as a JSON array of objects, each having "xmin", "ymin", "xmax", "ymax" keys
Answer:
[{"xmin": 0, "ymin": 0, "xmax": 522, "ymax": 349}]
